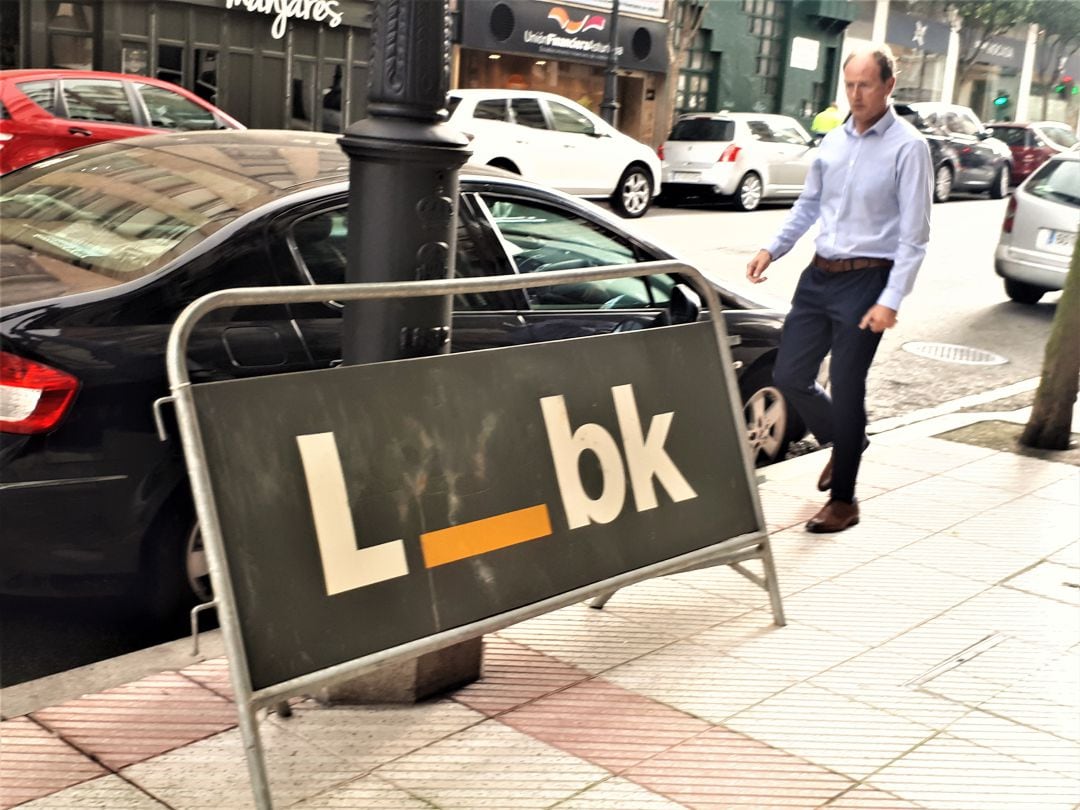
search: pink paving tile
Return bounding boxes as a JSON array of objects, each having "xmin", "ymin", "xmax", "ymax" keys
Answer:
[
  {"xmin": 624, "ymin": 726, "xmax": 854, "ymax": 809},
  {"xmin": 453, "ymin": 636, "xmax": 590, "ymax": 716},
  {"xmin": 180, "ymin": 656, "xmax": 235, "ymax": 700},
  {"xmin": 31, "ymin": 671, "xmax": 237, "ymax": 770},
  {"xmin": 0, "ymin": 716, "xmax": 107, "ymax": 809},
  {"xmin": 822, "ymin": 785, "xmax": 922, "ymax": 808},
  {"xmin": 498, "ymin": 677, "xmax": 711, "ymax": 773}
]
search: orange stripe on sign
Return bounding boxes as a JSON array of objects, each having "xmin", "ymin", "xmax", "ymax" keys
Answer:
[{"xmin": 420, "ymin": 505, "xmax": 552, "ymax": 568}]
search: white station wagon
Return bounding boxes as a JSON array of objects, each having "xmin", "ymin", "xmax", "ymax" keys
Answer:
[{"xmin": 447, "ymin": 89, "xmax": 661, "ymax": 218}]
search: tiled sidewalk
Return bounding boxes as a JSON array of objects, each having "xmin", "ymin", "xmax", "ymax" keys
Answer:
[{"xmin": 2, "ymin": 412, "xmax": 1078, "ymax": 809}]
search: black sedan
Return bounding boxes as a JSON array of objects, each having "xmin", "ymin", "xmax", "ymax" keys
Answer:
[
  {"xmin": 0, "ymin": 130, "xmax": 796, "ymax": 618},
  {"xmin": 906, "ymin": 102, "xmax": 1012, "ymax": 200}
]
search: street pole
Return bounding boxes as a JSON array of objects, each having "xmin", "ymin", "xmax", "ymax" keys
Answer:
[
  {"xmin": 600, "ymin": 0, "xmax": 620, "ymax": 125},
  {"xmin": 339, "ymin": 0, "xmax": 470, "ymax": 366},
  {"xmin": 331, "ymin": 0, "xmax": 478, "ymax": 703}
]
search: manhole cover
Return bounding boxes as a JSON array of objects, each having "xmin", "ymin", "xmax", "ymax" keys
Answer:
[{"xmin": 901, "ymin": 341, "xmax": 1008, "ymax": 365}]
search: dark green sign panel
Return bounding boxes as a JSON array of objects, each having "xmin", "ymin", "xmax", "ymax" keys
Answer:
[{"xmin": 191, "ymin": 322, "xmax": 758, "ymax": 690}]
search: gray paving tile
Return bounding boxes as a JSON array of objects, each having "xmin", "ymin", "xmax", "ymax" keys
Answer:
[
  {"xmin": 16, "ymin": 775, "xmax": 169, "ymax": 809},
  {"xmin": 944, "ymin": 587, "xmax": 1080, "ymax": 650},
  {"xmin": 725, "ymin": 683, "xmax": 934, "ymax": 779},
  {"xmin": 599, "ymin": 576, "xmax": 750, "ymax": 638},
  {"xmin": 293, "ymin": 774, "xmax": 437, "ymax": 808},
  {"xmin": 895, "ymin": 533, "xmax": 1041, "ymax": 585},
  {"xmin": 945, "ymin": 709, "xmax": 1080, "ymax": 780},
  {"xmin": 1005, "ymin": 562, "xmax": 1080, "ymax": 605},
  {"xmin": 830, "ymin": 557, "xmax": 988, "ymax": 613},
  {"xmin": 779, "ymin": 581, "xmax": 930, "ymax": 646},
  {"xmin": 603, "ymin": 641, "xmax": 798, "ymax": 723},
  {"xmin": 550, "ymin": 777, "xmax": 685, "ymax": 808},
  {"xmin": 372, "ymin": 720, "xmax": 608, "ymax": 809},
  {"xmin": 868, "ymin": 734, "xmax": 1080, "ymax": 810},
  {"xmin": 943, "ymin": 454, "xmax": 1077, "ymax": 495}
]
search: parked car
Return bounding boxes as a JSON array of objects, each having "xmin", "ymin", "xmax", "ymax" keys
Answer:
[
  {"xmin": 893, "ymin": 102, "xmax": 963, "ymax": 203},
  {"xmin": 0, "ymin": 130, "xmax": 798, "ymax": 615},
  {"xmin": 907, "ymin": 102, "xmax": 1012, "ymax": 198},
  {"xmin": 985, "ymin": 121, "xmax": 1080, "ymax": 185},
  {"xmin": 658, "ymin": 112, "xmax": 817, "ymax": 211},
  {"xmin": 994, "ymin": 150, "xmax": 1079, "ymax": 304},
  {"xmin": 0, "ymin": 69, "xmax": 244, "ymax": 174},
  {"xmin": 445, "ymin": 88, "xmax": 660, "ymax": 218}
]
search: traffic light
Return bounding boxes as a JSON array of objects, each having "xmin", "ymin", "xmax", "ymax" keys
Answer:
[
  {"xmin": 992, "ymin": 91, "xmax": 1010, "ymax": 108},
  {"xmin": 1054, "ymin": 74, "xmax": 1078, "ymax": 96}
]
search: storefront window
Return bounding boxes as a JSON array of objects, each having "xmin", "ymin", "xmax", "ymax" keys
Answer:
[
  {"xmin": 676, "ymin": 30, "xmax": 714, "ymax": 114},
  {"xmin": 195, "ymin": 49, "xmax": 219, "ymax": 104},
  {"xmin": 158, "ymin": 43, "xmax": 184, "ymax": 86},
  {"xmin": 47, "ymin": 2, "xmax": 95, "ymax": 70},
  {"xmin": 1, "ymin": 0, "xmax": 19, "ymax": 69}
]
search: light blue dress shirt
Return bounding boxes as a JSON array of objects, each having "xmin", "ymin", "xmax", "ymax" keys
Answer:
[{"xmin": 766, "ymin": 106, "xmax": 933, "ymax": 312}]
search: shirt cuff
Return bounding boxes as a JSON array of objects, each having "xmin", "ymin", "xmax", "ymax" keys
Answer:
[{"xmin": 877, "ymin": 287, "xmax": 904, "ymax": 312}]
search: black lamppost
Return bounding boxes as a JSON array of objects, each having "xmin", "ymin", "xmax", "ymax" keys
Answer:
[
  {"xmin": 339, "ymin": 0, "xmax": 471, "ymax": 367},
  {"xmin": 332, "ymin": 0, "xmax": 476, "ymax": 702},
  {"xmin": 600, "ymin": 0, "xmax": 620, "ymax": 125}
]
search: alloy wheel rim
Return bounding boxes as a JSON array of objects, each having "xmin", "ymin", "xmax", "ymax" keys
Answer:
[
  {"xmin": 743, "ymin": 385, "xmax": 786, "ymax": 463},
  {"xmin": 741, "ymin": 176, "xmax": 762, "ymax": 209},
  {"xmin": 622, "ymin": 172, "xmax": 650, "ymax": 215},
  {"xmin": 185, "ymin": 526, "xmax": 213, "ymax": 603},
  {"xmin": 936, "ymin": 167, "xmax": 951, "ymax": 200}
]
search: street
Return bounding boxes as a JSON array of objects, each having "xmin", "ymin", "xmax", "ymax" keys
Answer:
[{"xmin": 1, "ymin": 192, "xmax": 1062, "ymax": 688}]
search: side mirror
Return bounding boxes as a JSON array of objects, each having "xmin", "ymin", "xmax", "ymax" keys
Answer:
[
  {"xmin": 809, "ymin": 134, "xmax": 823, "ymax": 147},
  {"xmin": 668, "ymin": 283, "xmax": 702, "ymax": 325}
]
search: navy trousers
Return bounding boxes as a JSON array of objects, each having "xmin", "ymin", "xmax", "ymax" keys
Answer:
[{"xmin": 772, "ymin": 263, "xmax": 890, "ymax": 503}]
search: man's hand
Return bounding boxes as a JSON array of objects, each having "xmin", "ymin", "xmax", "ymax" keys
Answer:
[
  {"xmin": 746, "ymin": 249, "xmax": 772, "ymax": 284},
  {"xmin": 859, "ymin": 304, "xmax": 898, "ymax": 333}
]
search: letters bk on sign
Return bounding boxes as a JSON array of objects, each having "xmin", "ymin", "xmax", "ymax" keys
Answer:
[{"xmin": 191, "ymin": 321, "xmax": 760, "ymax": 691}]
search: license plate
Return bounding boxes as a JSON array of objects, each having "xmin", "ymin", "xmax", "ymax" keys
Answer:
[
  {"xmin": 673, "ymin": 171, "xmax": 700, "ymax": 181},
  {"xmin": 1036, "ymin": 228, "xmax": 1076, "ymax": 256}
]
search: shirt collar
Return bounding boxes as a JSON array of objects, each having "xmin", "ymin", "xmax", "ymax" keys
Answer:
[{"xmin": 843, "ymin": 104, "xmax": 898, "ymax": 138}]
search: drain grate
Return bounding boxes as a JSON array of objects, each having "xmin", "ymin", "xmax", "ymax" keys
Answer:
[{"xmin": 902, "ymin": 341, "xmax": 1008, "ymax": 365}]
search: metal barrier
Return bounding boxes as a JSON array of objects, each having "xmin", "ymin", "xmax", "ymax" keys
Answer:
[{"xmin": 163, "ymin": 259, "xmax": 784, "ymax": 809}]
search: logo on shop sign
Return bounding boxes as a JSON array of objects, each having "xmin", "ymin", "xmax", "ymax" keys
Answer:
[
  {"xmin": 297, "ymin": 383, "xmax": 697, "ymax": 596},
  {"xmin": 224, "ymin": 0, "xmax": 344, "ymax": 40},
  {"xmin": 547, "ymin": 7, "xmax": 606, "ymax": 34}
]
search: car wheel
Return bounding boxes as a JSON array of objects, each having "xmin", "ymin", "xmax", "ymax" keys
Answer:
[
  {"xmin": 933, "ymin": 164, "xmax": 953, "ymax": 203},
  {"xmin": 734, "ymin": 172, "xmax": 763, "ymax": 211},
  {"xmin": 739, "ymin": 367, "xmax": 790, "ymax": 467},
  {"xmin": 610, "ymin": 165, "xmax": 653, "ymax": 218},
  {"xmin": 136, "ymin": 500, "xmax": 213, "ymax": 625},
  {"xmin": 1004, "ymin": 278, "xmax": 1045, "ymax": 305},
  {"xmin": 990, "ymin": 164, "xmax": 1009, "ymax": 199}
]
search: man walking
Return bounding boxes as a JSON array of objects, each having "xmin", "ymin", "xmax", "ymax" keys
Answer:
[{"xmin": 745, "ymin": 45, "xmax": 932, "ymax": 533}]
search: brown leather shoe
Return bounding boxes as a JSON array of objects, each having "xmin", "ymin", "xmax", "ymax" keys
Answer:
[
  {"xmin": 806, "ymin": 499, "xmax": 859, "ymax": 533},
  {"xmin": 817, "ymin": 452, "xmax": 833, "ymax": 492}
]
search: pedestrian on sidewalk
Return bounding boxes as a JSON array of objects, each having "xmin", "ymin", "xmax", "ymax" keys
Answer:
[
  {"xmin": 811, "ymin": 100, "xmax": 844, "ymax": 135},
  {"xmin": 745, "ymin": 45, "xmax": 932, "ymax": 533}
]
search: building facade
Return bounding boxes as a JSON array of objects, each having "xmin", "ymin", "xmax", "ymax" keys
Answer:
[{"xmin": 1, "ymin": 0, "xmax": 373, "ymax": 132}]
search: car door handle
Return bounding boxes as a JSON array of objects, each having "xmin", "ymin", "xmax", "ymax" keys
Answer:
[{"xmin": 68, "ymin": 127, "xmax": 93, "ymax": 136}]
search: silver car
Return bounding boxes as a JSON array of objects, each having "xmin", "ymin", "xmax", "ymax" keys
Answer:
[
  {"xmin": 994, "ymin": 150, "xmax": 1079, "ymax": 304},
  {"xmin": 659, "ymin": 113, "xmax": 817, "ymax": 211}
]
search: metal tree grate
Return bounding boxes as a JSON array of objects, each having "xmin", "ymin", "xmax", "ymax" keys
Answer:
[{"xmin": 901, "ymin": 341, "xmax": 1008, "ymax": 366}]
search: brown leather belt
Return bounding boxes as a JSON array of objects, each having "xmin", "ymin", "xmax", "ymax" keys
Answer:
[{"xmin": 813, "ymin": 253, "xmax": 894, "ymax": 273}]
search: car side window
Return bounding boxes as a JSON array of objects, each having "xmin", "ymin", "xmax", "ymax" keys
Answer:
[
  {"xmin": 473, "ymin": 99, "xmax": 508, "ymax": 121},
  {"xmin": 289, "ymin": 206, "xmax": 511, "ymax": 311},
  {"xmin": 479, "ymin": 194, "xmax": 667, "ymax": 310},
  {"xmin": 509, "ymin": 98, "xmax": 546, "ymax": 129},
  {"xmin": 769, "ymin": 122, "xmax": 810, "ymax": 145},
  {"xmin": 17, "ymin": 80, "xmax": 58, "ymax": 114},
  {"xmin": 547, "ymin": 101, "xmax": 595, "ymax": 135},
  {"xmin": 135, "ymin": 83, "xmax": 219, "ymax": 130},
  {"xmin": 61, "ymin": 80, "xmax": 136, "ymax": 124},
  {"xmin": 747, "ymin": 120, "xmax": 772, "ymax": 141}
]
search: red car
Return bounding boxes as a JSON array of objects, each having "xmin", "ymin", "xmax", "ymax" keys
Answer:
[
  {"xmin": 0, "ymin": 69, "xmax": 244, "ymax": 174},
  {"xmin": 986, "ymin": 121, "xmax": 1080, "ymax": 185}
]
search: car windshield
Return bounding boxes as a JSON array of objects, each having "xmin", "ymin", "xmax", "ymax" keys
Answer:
[
  {"xmin": 987, "ymin": 126, "xmax": 1025, "ymax": 146},
  {"xmin": 1026, "ymin": 159, "xmax": 1080, "ymax": 208},
  {"xmin": 0, "ymin": 140, "xmax": 324, "ymax": 306},
  {"xmin": 669, "ymin": 118, "xmax": 735, "ymax": 142},
  {"xmin": 1038, "ymin": 126, "xmax": 1079, "ymax": 150}
]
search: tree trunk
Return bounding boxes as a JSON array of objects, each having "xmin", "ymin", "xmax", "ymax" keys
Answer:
[{"xmin": 1020, "ymin": 238, "xmax": 1080, "ymax": 450}]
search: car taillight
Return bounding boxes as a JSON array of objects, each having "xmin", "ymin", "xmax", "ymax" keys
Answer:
[
  {"xmin": 1002, "ymin": 195, "xmax": 1017, "ymax": 233},
  {"xmin": 719, "ymin": 144, "xmax": 741, "ymax": 162},
  {"xmin": 657, "ymin": 144, "xmax": 665, "ymax": 160},
  {"xmin": 0, "ymin": 351, "xmax": 79, "ymax": 434}
]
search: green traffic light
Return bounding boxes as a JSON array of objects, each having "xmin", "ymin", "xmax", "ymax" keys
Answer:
[{"xmin": 993, "ymin": 95, "xmax": 1009, "ymax": 106}]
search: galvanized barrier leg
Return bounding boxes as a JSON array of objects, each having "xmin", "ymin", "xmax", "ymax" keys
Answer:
[
  {"xmin": 236, "ymin": 702, "xmax": 274, "ymax": 810},
  {"xmin": 759, "ymin": 542, "xmax": 786, "ymax": 627},
  {"xmin": 589, "ymin": 590, "xmax": 617, "ymax": 609}
]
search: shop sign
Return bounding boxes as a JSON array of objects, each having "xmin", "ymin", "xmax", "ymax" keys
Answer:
[
  {"xmin": 544, "ymin": 0, "xmax": 666, "ymax": 20},
  {"xmin": 886, "ymin": 10, "xmax": 950, "ymax": 54},
  {"xmin": 977, "ymin": 36, "xmax": 1023, "ymax": 68},
  {"xmin": 223, "ymin": 0, "xmax": 344, "ymax": 40},
  {"xmin": 789, "ymin": 37, "xmax": 820, "ymax": 72},
  {"xmin": 461, "ymin": 0, "xmax": 667, "ymax": 73}
]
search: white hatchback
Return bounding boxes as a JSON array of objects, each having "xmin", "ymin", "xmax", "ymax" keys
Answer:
[
  {"xmin": 994, "ymin": 150, "xmax": 1079, "ymax": 304},
  {"xmin": 446, "ymin": 89, "xmax": 661, "ymax": 218},
  {"xmin": 660, "ymin": 112, "xmax": 817, "ymax": 211}
]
